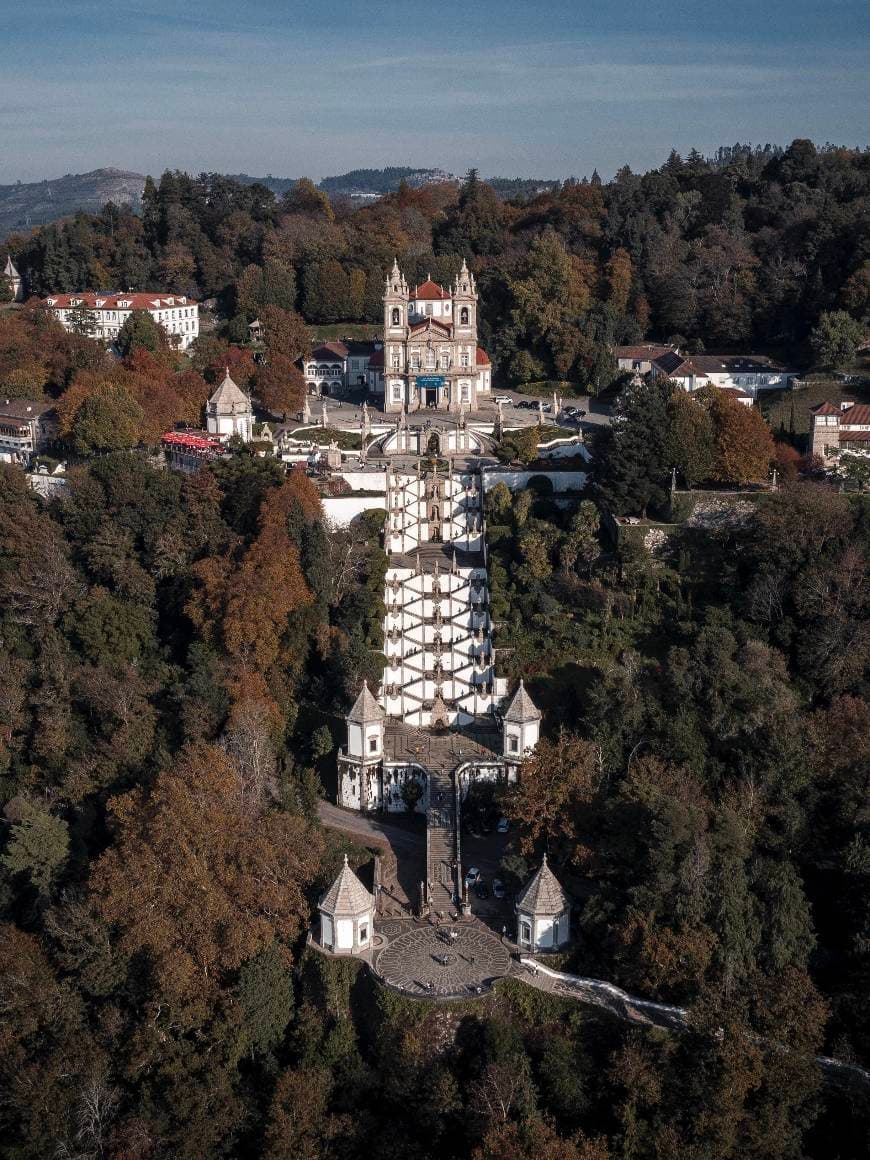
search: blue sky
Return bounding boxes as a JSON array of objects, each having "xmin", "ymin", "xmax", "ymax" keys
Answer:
[{"xmin": 2, "ymin": 0, "xmax": 868, "ymax": 182}]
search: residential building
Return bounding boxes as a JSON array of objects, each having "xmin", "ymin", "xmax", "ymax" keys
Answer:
[
  {"xmin": 302, "ymin": 339, "xmax": 382, "ymax": 397},
  {"xmin": 809, "ymin": 399, "xmax": 870, "ymax": 465},
  {"xmin": 3, "ymin": 256, "xmax": 23, "ymax": 302},
  {"xmin": 375, "ymin": 259, "xmax": 493, "ymax": 413},
  {"xmin": 613, "ymin": 343, "xmax": 678, "ymax": 375},
  {"xmin": 651, "ymin": 352, "xmax": 796, "ymax": 399},
  {"xmin": 0, "ymin": 399, "xmax": 58, "ymax": 463},
  {"xmin": 40, "ymin": 292, "xmax": 200, "ymax": 349}
]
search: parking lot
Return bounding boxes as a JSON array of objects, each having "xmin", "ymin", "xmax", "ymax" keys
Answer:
[
  {"xmin": 461, "ymin": 823, "xmax": 517, "ymax": 927},
  {"xmin": 296, "ymin": 390, "xmax": 611, "ymax": 436}
]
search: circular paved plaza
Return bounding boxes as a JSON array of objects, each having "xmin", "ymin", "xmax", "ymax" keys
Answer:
[{"xmin": 375, "ymin": 922, "xmax": 512, "ymax": 998}]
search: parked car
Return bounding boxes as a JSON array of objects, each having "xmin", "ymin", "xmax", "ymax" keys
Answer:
[
  {"xmin": 475, "ymin": 881, "xmax": 490, "ymax": 900},
  {"xmin": 497, "ymin": 817, "xmax": 510, "ymax": 833},
  {"xmin": 563, "ymin": 406, "xmax": 579, "ymax": 417},
  {"xmin": 515, "ymin": 399, "xmax": 535, "ymax": 409},
  {"xmin": 464, "ymin": 866, "xmax": 481, "ymax": 886},
  {"xmin": 492, "ymin": 878, "xmax": 507, "ymax": 899},
  {"xmin": 493, "ymin": 394, "xmax": 512, "ymax": 405}
]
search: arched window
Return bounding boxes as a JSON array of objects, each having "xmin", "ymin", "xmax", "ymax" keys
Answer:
[
  {"xmin": 391, "ymin": 307, "xmax": 401, "ymax": 325},
  {"xmin": 460, "ymin": 307, "xmax": 469, "ymax": 325}
]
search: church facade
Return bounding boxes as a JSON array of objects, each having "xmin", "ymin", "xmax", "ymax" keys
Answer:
[{"xmin": 377, "ymin": 259, "xmax": 492, "ymax": 414}]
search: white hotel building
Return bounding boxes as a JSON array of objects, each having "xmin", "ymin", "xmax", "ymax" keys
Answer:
[{"xmin": 40, "ymin": 292, "xmax": 200, "ymax": 350}]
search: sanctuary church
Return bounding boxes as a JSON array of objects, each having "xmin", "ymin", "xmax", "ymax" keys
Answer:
[{"xmin": 377, "ymin": 259, "xmax": 492, "ymax": 413}]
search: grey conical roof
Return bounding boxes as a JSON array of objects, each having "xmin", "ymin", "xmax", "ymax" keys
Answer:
[
  {"xmin": 319, "ymin": 855, "xmax": 373, "ymax": 916},
  {"xmin": 208, "ymin": 368, "xmax": 251, "ymax": 414},
  {"xmin": 504, "ymin": 680, "xmax": 541, "ymax": 723},
  {"xmin": 516, "ymin": 854, "xmax": 569, "ymax": 915},
  {"xmin": 4, "ymin": 256, "xmax": 19, "ymax": 279},
  {"xmin": 347, "ymin": 680, "xmax": 384, "ymax": 723}
]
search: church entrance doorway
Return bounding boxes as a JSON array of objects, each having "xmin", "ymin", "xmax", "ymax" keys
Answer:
[{"xmin": 425, "ymin": 387, "xmax": 438, "ymax": 408}]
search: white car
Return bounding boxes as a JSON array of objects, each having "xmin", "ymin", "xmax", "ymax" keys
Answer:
[
  {"xmin": 493, "ymin": 395, "xmax": 512, "ymax": 405},
  {"xmin": 464, "ymin": 866, "xmax": 481, "ymax": 886}
]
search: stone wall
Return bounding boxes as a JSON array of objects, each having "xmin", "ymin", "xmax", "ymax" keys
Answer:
[
  {"xmin": 482, "ymin": 468, "xmax": 587, "ymax": 492},
  {"xmin": 322, "ymin": 496, "xmax": 387, "ymax": 527}
]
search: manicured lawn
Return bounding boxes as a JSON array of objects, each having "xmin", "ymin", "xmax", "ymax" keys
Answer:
[{"xmin": 311, "ymin": 323, "xmax": 380, "ymax": 342}]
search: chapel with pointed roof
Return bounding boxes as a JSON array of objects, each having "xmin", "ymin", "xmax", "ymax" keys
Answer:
[
  {"xmin": 317, "ymin": 854, "xmax": 375, "ymax": 955},
  {"xmin": 206, "ymin": 368, "xmax": 254, "ymax": 442},
  {"xmin": 515, "ymin": 853, "xmax": 571, "ymax": 951}
]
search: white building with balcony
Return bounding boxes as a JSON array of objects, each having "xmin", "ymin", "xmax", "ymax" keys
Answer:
[
  {"xmin": 40, "ymin": 292, "xmax": 200, "ymax": 350},
  {"xmin": 0, "ymin": 399, "xmax": 58, "ymax": 463}
]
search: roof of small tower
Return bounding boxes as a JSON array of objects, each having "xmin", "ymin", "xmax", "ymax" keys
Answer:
[
  {"xmin": 516, "ymin": 854, "xmax": 569, "ymax": 915},
  {"xmin": 4, "ymin": 256, "xmax": 19, "ymax": 279},
  {"xmin": 348, "ymin": 680, "xmax": 385, "ymax": 723},
  {"xmin": 410, "ymin": 278, "xmax": 450, "ymax": 301},
  {"xmin": 504, "ymin": 680, "xmax": 541, "ymax": 723},
  {"xmin": 319, "ymin": 854, "xmax": 373, "ymax": 916},
  {"xmin": 809, "ymin": 401, "xmax": 840, "ymax": 416},
  {"xmin": 208, "ymin": 368, "xmax": 251, "ymax": 414}
]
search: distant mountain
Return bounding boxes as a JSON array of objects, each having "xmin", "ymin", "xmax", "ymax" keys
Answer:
[
  {"xmin": 0, "ymin": 165, "xmax": 563, "ymax": 239},
  {"xmin": 227, "ymin": 174, "xmax": 299, "ymax": 197},
  {"xmin": 318, "ymin": 167, "xmax": 460, "ymax": 196},
  {"xmin": 0, "ymin": 168, "xmax": 145, "ymax": 238}
]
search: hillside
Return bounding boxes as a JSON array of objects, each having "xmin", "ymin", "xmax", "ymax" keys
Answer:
[
  {"xmin": 318, "ymin": 166, "xmax": 460, "ymax": 195},
  {"xmin": 0, "ymin": 167, "xmax": 145, "ymax": 238}
]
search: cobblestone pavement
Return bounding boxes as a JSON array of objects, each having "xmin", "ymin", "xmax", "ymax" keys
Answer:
[{"xmin": 375, "ymin": 920, "xmax": 512, "ymax": 998}]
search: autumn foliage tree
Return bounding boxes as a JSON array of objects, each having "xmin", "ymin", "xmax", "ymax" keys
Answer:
[
  {"xmin": 702, "ymin": 388, "xmax": 775, "ymax": 484},
  {"xmin": 90, "ymin": 742, "xmax": 323, "ymax": 1022},
  {"xmin": 502, "ymin": 728, "xmax": 601, "ymax": 860}
]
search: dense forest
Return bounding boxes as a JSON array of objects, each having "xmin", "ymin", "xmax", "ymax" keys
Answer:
[
  {"xmin": 0, "ymin": 438, "xmax": 867, "ymax": 1158},
  {"xmin": 0, "ymin": 138, "xmax": 868, "ymax": 1158},
  {"xmin": 3, "ymin": 139, "xmax": 870, "ymax": 392}
]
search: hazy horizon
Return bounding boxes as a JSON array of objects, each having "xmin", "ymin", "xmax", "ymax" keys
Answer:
[{"xmin": 3, "ymin": 0, "xmax": 869, "ymax": 184}]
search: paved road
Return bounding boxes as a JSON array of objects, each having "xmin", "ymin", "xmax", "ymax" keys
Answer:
[{"xmin": 318, "ymin": 800, "xmax": 422, "ymax": 853}]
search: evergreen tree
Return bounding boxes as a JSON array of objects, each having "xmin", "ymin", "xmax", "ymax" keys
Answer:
[{"xmin": 593, "ymin": 377, "xmax": 673, "ymax": 515}]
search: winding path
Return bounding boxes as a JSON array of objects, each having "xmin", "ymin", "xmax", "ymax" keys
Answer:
[
  {"xmin": 317, "ymin": 805, "xmax": 870, "ymax": 1092},
  {"xmin": 517, "ymin": 958, "xmax": 870, "ymax": 1092}
]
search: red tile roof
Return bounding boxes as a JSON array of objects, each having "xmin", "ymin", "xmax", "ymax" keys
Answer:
[
  {"xmin": 42, "ymin": 292, "xmax": 196, "ymax": 311},
  {"xmin": 810, "ymin": 401, "xmax": 841, "ymax": 416},
  {"xmin": 614, "ymin": 344, "xmax": 677, "ymax": 359},
  {"xmin": 409, "ymin": 317, "xmax": 452, "ymax": 335},
  {"xmin": 841, "ymin": 430, "xmax": 870, "ymax": 442},
  {"xmin": 368, "ymin": 349, "xmax": 384, "ymax": 369},
  {"xmin": 841, "ymin": 404, "xmax": 870, "ymax": 426},
  {"xmin": 410, "ymin": 279, "xmax": 449, "ymax": 300},
  {"xmin": 309, "ymin": 342, "xmax": 349, "ymax": 360},
  {"xmin": 476, "ymin": 347, "xmax": 490, "ymax": 366}
]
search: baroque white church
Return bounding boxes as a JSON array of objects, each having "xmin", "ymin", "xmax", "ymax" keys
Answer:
[{"xmin": 378, "ymin": 259, "xmax": 492, "ymax": 413}]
